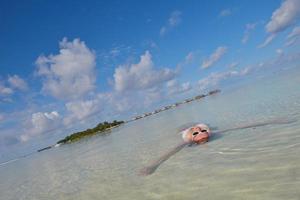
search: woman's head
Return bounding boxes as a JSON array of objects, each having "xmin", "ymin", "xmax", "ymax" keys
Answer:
[{"xmin": 182, "ymin": 123, "xmax": 211, "ymax": 144}]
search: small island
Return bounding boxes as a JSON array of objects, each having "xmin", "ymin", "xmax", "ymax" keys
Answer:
[
  {"xmin": 56, "ymin": 120, "xmax": 124, "ymax": 144},
  {"xmin": 37, "ymin": 89, "xmax": 221, "ymax": 151}
]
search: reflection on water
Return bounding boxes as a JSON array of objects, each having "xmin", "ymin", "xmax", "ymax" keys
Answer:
[{"xmin": 1, "ymin": 68, "xmax": 300, "ymax": 200}]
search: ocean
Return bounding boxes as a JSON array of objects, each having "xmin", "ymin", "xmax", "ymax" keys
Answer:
[{"xmin": 1, "ymin": 67, "xmax": 300, "ymax": 200}]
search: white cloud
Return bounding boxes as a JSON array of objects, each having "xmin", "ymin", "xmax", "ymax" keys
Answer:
[
  {"xmin": 36, "ymin": 38, "xmax": 96, "ymax": 100},
  {"xmin": 0, "ymin": 75, "xmax": 27, "ymax": 99},
  {"xmin": 199, "ymin": 51, "xmax": 300, "ymax": 91},
  {"xmin": 160, "ymin": 10, "xmax": 182, "ymax": 36},
  {"xmin": 168, "ymin": 11, "xmax": 182, "ymax": 26},
  {"xmin": 260, "ymin": 0, "xmax": 300, "ymax": 47},
  {"xmin": 286, "ymin": 26, "xmax": 300, "ymax": 46},
  {"xmin": 198, "ymin": 67, "xmax": 253, "ymax": 91},
  {"xmin": 160, "ymin": 27, "xmax": 167, "ymax": 36},
  {"xmin": 201, "ymin": 46, "xmax": 228, "ymax": 69},
  {"xmin": 258, "ymin": 34, "xmax": 276, "ymax": 48},
  {"xmin": 20, "ymin": 111, "xmax": 61, "ymax": 142},
  {"xmin": 8, "ymin": 75, "xmax": 28, "ymax": 91},
  {"xmin": 110, "ymin": 48, "xmax": 121, "ymax": 57},
  {"xmin": 103, "ymin": 92, "xmax": 135, "ymax": 112},
  {"xmin": 266, "ymin": 0, "xmax": 300, "ymax": 33},
  {"xmin": 242, "ymin": 23, "xmax": 257, "ymax": 44},
  {"xmin": 185, "ymin": 52, "xmax": 194, "ymax": 63},
  {"xmin": 219, "ymin": 9, "xmax": 232, "ymax": 17},
  {"xmin": 64, "ymin": 99, "xmax": 102, "ymax": 125},
  {"xmin": 198, "ymin": 70, "xmax": 239, "ymax": 91},
  {"xmin": 110, "ymin": 86, "xmax": 168, "ymax": 113},
  {"xmin": 167, "ymin": 79, "xmax": 192, "ymax": 95},
  {"xmin": 287, "ymin": 26, "xmax": 300, "ymax": 38},
  {"xmin": 143, "ymin": 87, "xmax": 163, "ymax": 106},
  {"xmin": 0, "ymin": 83, "xmax": 13, "ymax": 96},
  {"xmin": 109, "ymin": 45, "xmax": 132, "ymax": 58},
  {"xmin": 228, "ymin": 62, "xmax": 239, "ymax": 68},
  {"xmin": 276, "ymin": 48, "xmax": 284, "ymax": 55},
  {"xmin": 64, "ymin": 55, "xmax": 178, "ymax": 124},
  {"xmin": 113, "ymin": 51, "xmax": 176, "ymax": 92},
  {"xmin": 239, "ymin": 67, "xmax": 251, "ymax": 76},
  {"xmin": 62, "ymin": 86, "xmax": 168, "ymax": 125},
  {"xmin": 176, "ymin": 51, "xmax": 197, "ymax": 71}
]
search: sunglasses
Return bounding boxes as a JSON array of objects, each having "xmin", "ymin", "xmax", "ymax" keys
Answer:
[{"xmin": 192, "ymin": 129, "xmax": 207, "ymax": 136}]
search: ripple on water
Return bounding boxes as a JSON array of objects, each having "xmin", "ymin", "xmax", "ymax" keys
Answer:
[{"xmin": 1, "ymin": 68, "xmax": 300, "ymax": 200}]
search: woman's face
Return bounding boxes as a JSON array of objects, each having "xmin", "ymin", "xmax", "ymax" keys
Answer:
[{"xmin": 189, "ymin": 126, "xmax": 209, "ymax": 144}]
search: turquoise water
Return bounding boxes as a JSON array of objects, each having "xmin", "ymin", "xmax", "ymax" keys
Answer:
[{"xmin": 1, "ymin": 68, "xmax": 300, "ymax": 200}]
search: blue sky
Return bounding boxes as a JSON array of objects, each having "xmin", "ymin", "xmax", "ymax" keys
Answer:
[{"xmin": 1, "ymin": 0, "xmax": 300, "ymax": 160}]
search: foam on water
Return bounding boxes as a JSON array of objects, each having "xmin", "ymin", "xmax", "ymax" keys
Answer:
[{"xmin": 1, "ymin": 68, "xmax": 300, "ymax": 200}]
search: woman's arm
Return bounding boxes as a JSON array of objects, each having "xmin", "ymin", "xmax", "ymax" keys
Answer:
[
  {"xmin": 139, "ymin": 141, "xmax": 190, "ymax": 176},
  {"xmin": 214, "ymin": 118, "xmax": 296, "ymax": 134}
]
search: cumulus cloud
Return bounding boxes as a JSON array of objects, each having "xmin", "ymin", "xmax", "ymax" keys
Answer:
[
  {"xmin": 8, "ymin": 75, "xmax": 28, "ymax": 91},
  {"xmin": 72, "ymin": 90, "xmax": 155, "ymax": 116},
  {"xmin": 63, "ymin": 88, "xmax": 165, "ymax": 125},
  {"xmin": 219, "ymin": 9, "xmax": 232, "ymax": 17},
  {"xmin": 36, "ymin": 38, "xmax": 96, "ymax": 100},
  {"xmin": 266, "ymin": 0, "xmax": 300, "ymax": 33},
  {"xmin": 65, "ymin": 49, "xmax": 179, "ymax": 123},
  {"xmin": 101, "ymin": 92, "xmax": 135, "ymax": 112},
  {"xmin": 94, "ymin": 83, "xmax": 178, "ymax": 115},
  {"xmin": 160, "ymin": 10, "xmax": 182, "ymax": 36},
  {"xmin": 20, "ymin": 111, "xmax": 61, "ymax": 142},
  {"xmin": 0, "ymin": 75, "xmax": 28, "ymax": 99},
  {"xmin": 242, "ymin": 23, "xmax": 257, "ymax": 44},
  {"xmin": 0, "ymin": 83, "xmax": 13, "ymax": 96},
  {"xmin": 167, "ymin": 79, "xmax": 192, "ymax": 95},
  {"xmin": 64, "ymin": 98, "xmax": 102, "ymax": 125},
  {"xmin": 113, "ymin": 51, "xmax": 176, "ymax": 92},
  {"xmin": 260, "ymin": 0, "xmax": 300, "ymax": 47},
  {"xmin": 201, "ymin": 46, "xmax": 228, "ymax": 69},
  {"xmin": 286, "ymin": 26, "xmax": 300, "ymax": 46},
  {"xmin": 142, "ymin": 87, "xmax": 163, "ymax": 106}
]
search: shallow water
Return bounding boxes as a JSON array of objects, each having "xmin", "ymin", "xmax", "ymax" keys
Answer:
[{"xmin": 1, "ymin": 68, "xmax": 300, "ymax": 200}]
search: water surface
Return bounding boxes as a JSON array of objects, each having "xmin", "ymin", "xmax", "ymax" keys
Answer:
[{"xmin": 1, "ymin": 68, "xmax": 300, "ymax": 200}]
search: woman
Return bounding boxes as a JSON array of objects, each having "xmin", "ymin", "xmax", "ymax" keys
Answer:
[
  {"xmin": 139, "ymin": 123, "xmax": 211, "ymax": 176},
  {"xmin": 139, "ymin": 118, "xmax": 295, "ymax": 176}
]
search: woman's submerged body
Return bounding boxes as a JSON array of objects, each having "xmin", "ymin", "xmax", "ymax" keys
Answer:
[
  {"xmin": 139, "ymin": 118, "xmax": 296, "ymax": 176},
  {"xmin": 139, "ymin": 124, "xmax": 211, "ymax": 176}
]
